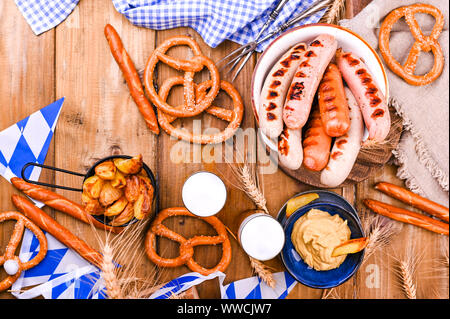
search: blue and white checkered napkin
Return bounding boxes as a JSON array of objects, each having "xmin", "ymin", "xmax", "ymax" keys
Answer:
[
  {"xmin": 14, "ymin": 0, "xmax": 80, "ymax": 35},
  {"xmin": 0, "ymin": 98, "xmax": 64, "ymax": 197},
  {"xmin": 16, "ymin": 0, "xmax": 326, "ymax": 51}
]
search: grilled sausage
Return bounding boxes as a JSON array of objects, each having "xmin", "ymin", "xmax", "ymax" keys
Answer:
[
  {"xmin": 302, "ymin": 105, "xmax": 332, "ymax": 171},
  {"xmin": 320, "ymin": 87, "xmax": 364, "ymax": 187},
  {"xmin": 278, "ymin": 127, "xmax": 303, "ymax": 170},
  {"xmin": 259, "ymin": 43, "xmax": 308, "ymax": 139},
  {"xmin": 336, "ymin": 49, "xmax": 390, "ymax": 142},
  {"xmin": 318, "ymin": 63, "xmax": 350, "ymax": 137},
  {"xmin": 283, "ymin": 34, "xmax": 338, "ymax": 130}
]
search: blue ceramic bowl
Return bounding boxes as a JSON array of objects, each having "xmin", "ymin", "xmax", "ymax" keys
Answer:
[
  {"xmin": 281, "ymin": 201, "xmax": 365, "ymax": 289},
  {"xmin": 277, "ymin": 190, "xmax": 358, "ymax": 227}
]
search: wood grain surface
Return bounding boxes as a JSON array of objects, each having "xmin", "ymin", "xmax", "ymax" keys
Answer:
[{"xmin": 0, "ymin": 0, "xmax": 448, "ymax": 300}]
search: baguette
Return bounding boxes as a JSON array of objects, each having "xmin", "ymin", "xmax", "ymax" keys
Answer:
[
  {"xmin": 104, "ymin": 24, "xmax": 159, "ymax": 135},
  {"xmin": 375, "ymin": 182, "xmax": 449, "ymax": 222},
  {"xmin": 11, "ymin": 177, "xmax": 123, "ymax": 234},
  {"xmin": 12, "ymin": 195, "xmax": 104, "ymax": 268},
  {"xmin": 363, "ymin": 199, "xmax": 449, "ymax": 236}
]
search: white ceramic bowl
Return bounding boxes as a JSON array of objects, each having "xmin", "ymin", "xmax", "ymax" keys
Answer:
[{"xmin": 251, "ymin": 23, "xmax": 389, "ymax": 152}]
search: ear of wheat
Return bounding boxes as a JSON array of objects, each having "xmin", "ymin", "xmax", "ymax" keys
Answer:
[
  {"xmin": 361, "ymin": 213, "xmax": 401, "ymax": 262},
  {"xmin": 321, "ymin": 0, "xmax": 346, "ymax": 24},
  {"xmin": 221, "ymin": 147, "xmax": 276, "ymax": 288},
  {"xmin": 393, "ymin": 246, "xmax": 421, "ymax": 299}
]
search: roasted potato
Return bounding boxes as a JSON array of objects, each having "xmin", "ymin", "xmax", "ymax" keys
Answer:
[
  {"xmin": 113, "ymin": 155, "xmax": 143, "ymax": 175},
  {"xmin": 95, "ymin": 160, "xmax": 116, "ymax": 180},
  {"xmin": 111, "ymin": 170, "xmax": 127, "ymax": 189},
  {"xmin": 99, "ymin": 181, "xmax": 123, "ymax": 207},
  {"xmin": 105, "ymin": 197, "xmax": 129, "ymax": 217},
  {"xmin": 134, "ymin": 176, "xmax": 154, "ymax": 220},
  {"xmin": 110, "ymin": 202, "xmax": 134, "ymax": 226},
  {"xmin": 124, "ymin": 175, "xmax": 140, "ymax": 203},
  {"xmin": 82, "ymin": 193, "xmax": 103, "ymax": 215},
  {"xmin": 83, "ymin": 175, "xmax": 104, "ymax": 199}
]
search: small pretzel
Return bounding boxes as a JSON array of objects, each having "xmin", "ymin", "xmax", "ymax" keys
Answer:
[
  {"xmin": 143, "ymin": 36, "xmax": 221, "ymax": 117},
  {"xmin": 379, "ymin": 3, "xmax": 445, "ymax": 86},
  {"xmin": 0, "ymin": 211, "xmax": 48, "ymax": 292},
  {"xmin": 144, "ymin": 207, "xmax": 231, "ymax": 276},
  {"xmin": 157, "ymin": 78, "xmax": 244, "ymax": 144}
]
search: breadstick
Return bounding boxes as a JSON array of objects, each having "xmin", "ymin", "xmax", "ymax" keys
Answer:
[
  {"xmin": 104, "ymin": 24, "xmax": 159, "ymax": 134},
  {"xmin": 363, "ymin": 199, "xmax": 449, "ymax": 236},
  {"xmin": 375, "ymin": 182, "xmax": 449, "ymax": 222},
  {"xmin": 12, "ymin": 195, "xmax": 104, "ymax": 268},
  {"xmin": 11, "ymin": 177, "xmax": 123, "ymax": 234}
]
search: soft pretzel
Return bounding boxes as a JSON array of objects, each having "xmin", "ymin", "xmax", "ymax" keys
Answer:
[
  {"xmin": 157, "ymin": 78, "xmax": 244, "ymax": 144},
  {"xmin": 0, "ymin": 211, "xmax": 48, "ymax": 292},
  {"xmin": 144, "ymin": 207, "xmax": 231, "ymax": 276},
  {"xmin": 143, "ymin": 36, "xmax": 221, "ymax": 118},
  {"xmin": 379, "ymin": 3, "xmax": 444, "ymax": 86}
]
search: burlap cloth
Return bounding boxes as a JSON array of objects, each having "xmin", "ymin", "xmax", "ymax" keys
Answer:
[{"xmin": 339, "ymin": 0, "xmax": 449, "ymax": 206}]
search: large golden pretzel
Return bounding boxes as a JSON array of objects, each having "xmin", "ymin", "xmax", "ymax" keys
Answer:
[
  {"xmin": 144, "ymin": 207, "xmax": 231, "ymax": 276},
  {"xmin": 143, "ymin": 36, "xmax": 221, "ymax": 118},
  {"xmin": 379, "ymin": 3, "xmax": 444, "ymax": 86}
]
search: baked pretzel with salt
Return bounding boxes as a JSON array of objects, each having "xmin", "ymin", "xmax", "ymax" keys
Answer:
[
  {"xmin": 144, "ymin": 207, "xmax": 231, "ymax": 276},
  {"xmin": 0, "ymin": 211, "xmax": 48, "ymax": 292},
  {"xmin": 143, "ymin": 36, "xmax": 221, "ymax": 118},
  {"xmin": 379, "ymin": 3, "xmax": 444, "ymax": 86},
  {"xmin": 157, "ymin": 77, "xmax": 244, "ymax": 144}
]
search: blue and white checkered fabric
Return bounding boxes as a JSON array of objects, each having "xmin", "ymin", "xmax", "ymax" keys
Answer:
[
  {"xmin": 16, "ymin": 0, "xmax": 326, "ymax": 51},
  {"xmin": 0, "ymin": 98, "xmax": 64, "ymax": 193},
  {"xmin": 14, "ymin": 0, "xmax": 80, "ymax": 35}
]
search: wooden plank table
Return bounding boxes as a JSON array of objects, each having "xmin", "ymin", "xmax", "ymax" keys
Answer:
[{"xmin": 0, "ymin": 0, "xmax": 448, "ymax": 299}]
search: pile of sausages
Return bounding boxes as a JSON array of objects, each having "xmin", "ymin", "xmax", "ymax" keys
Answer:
[{"xmin": 259, "ymin": 34, "xmax": 391, "ymax": 187}]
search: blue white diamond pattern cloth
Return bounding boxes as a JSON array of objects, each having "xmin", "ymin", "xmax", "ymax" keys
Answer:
[
  {"xmin": 0, "ymin": 98, "xmax": 64, "ymax": 195},
  {"xmin": 148, "ymin": 271, "xmax": 297, "ymax": 299},
  {"xmin": 11, "ymin": 230, "xmax": 106, "ymax": 299},
  {"xmin": 16, "ymin": 0, "xmax": 326, "ymax": 52}
]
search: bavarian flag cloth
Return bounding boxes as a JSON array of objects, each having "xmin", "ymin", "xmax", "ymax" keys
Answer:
[
  {"xmin": 15, "ymin": 0, "xmax": 326, "ymax": 52},
  {"xmin": 0, "ymin": 98, "xmax": 64, "ymax": 194}
]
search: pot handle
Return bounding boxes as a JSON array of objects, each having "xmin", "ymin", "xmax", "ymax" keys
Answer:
[{"xmin": 21, "ymin": 162, "xmax": 85, "ymax": 192}]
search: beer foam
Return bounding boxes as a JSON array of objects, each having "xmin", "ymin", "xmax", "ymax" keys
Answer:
[
  {"xmin": 240, "ymin": 215, "xmax": 285, "ymax": 261},
  {"xmin": 182, "ymin": 171, "xmax": 227, "ymax": 217}
]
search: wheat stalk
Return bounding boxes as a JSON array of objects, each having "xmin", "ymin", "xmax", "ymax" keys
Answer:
[
  {"xmin": 392, "ymin": 245, "xmax": 422, "ymax": 299},
  {"xmin": 321, "ymin": 287, "xmax": 341, "ymax": 299},
  {"xmin": 101, "ymin": 243, "xmax": 123, "ymax": 299},
  {"xmin": 322, "ymin": 214, "xmax": 400, "ymax": 299},
  {"xmin": 249, "ymin": 257, "xmax": 276, "ymax": 289},
  {"xmin": 397, "ymin": 260, "xmax": 417, "ymax": 299},
  {"xmin": 93, "ymin": 219, "xmax": 165, "ymax": 299},
  {"xmin": 321, "ymin": 0, "xmax": 346, "ymax": 24},
  {"xmin": 361, "ymin": 213, "xmax": 400, "ymax": 262},
  {"xmin": 219, "ymin": 146, "xmax": 277, "ymax": 287},
  {"xmin": 238, "ymin": 164, "xmax": 269, "ymax": 214}
]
